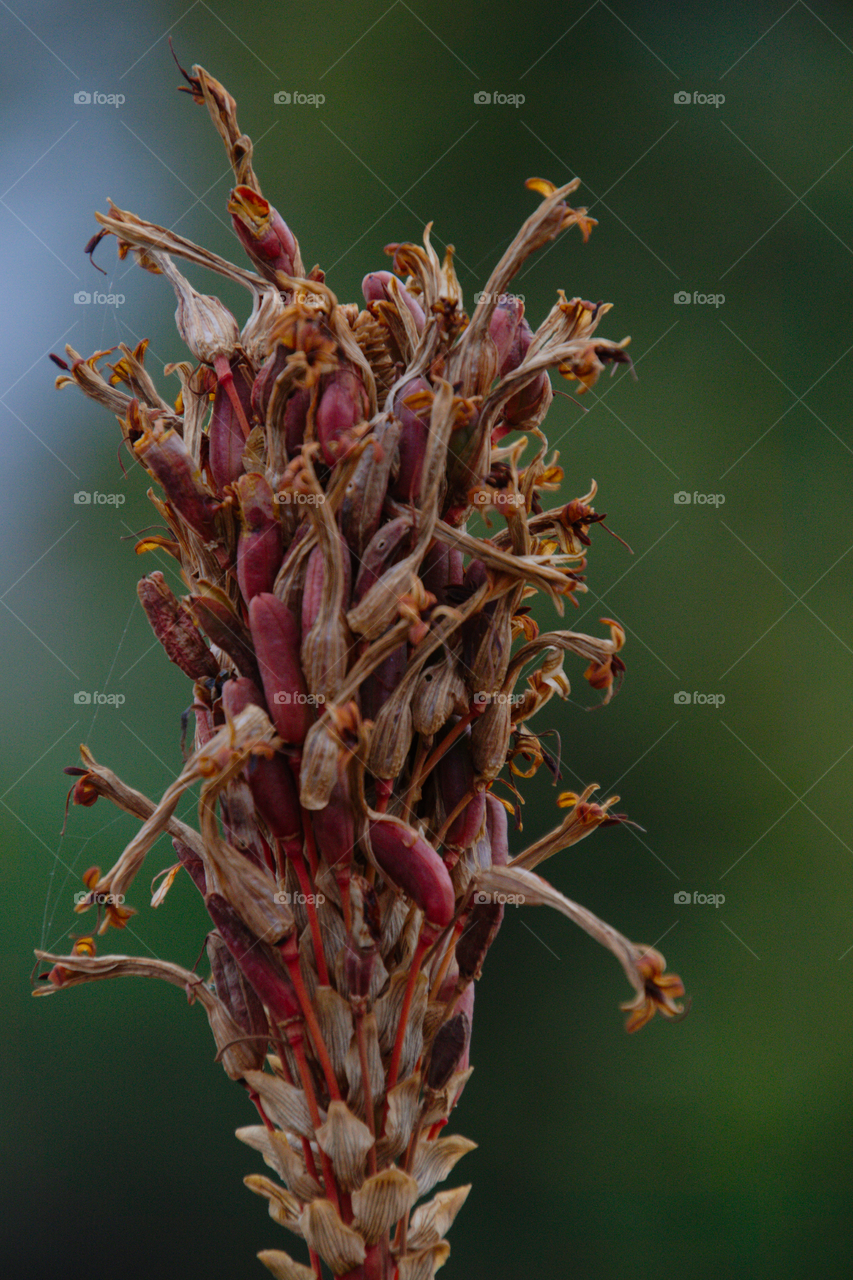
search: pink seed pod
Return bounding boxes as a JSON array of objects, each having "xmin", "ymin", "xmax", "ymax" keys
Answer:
[
  {"xmin": 359, "ymin": 643, "xmax": 407, "ymax": 723},
  {"xmin": 221, "ymin": 677, "xmax": 303, "ymax": 846},
  {"xmin": 488, "ymin": 297, "xmax": 524, "ymax": 368},
  {"xmin": 248, "ymin": 593, "xmax": 312, "ymax": 745},
  {"xmin": 205, "ymin": 893, "xmax": 301, "ymax": 1027},
  {"xmin": 315, "ymin": 367, "xmax": 369, "ymax": 466},
  {"xmin": 437, "ymin": 731, "xmax": 486, "ymax": 851},
  {"xmin": 501, "ymin": 369, "xmax": 552, "ymax": 429},
  {"xmin": 389, "ymin": 376, "xmax": 431, "ymax": 501},
  {"xmin": 361, "ymin": 270, "xmax": 426, "ymax": 330},
  {"xmin": 301, "ymin": 538, "xmax": 352, "ymax": 634},
  {"xmin": 137, "ymin": 572, "xmax": 219, "ymax": 681},
  {"xmin": 228, "ymin": 185, "xmax": 300, "ymax": 283},
  {"xmin": 484, "ymin": 791, "xmax": 510, "ymax": 866},
  {"xmin": 368, "ymin": 816, "xmax": 456, "ymax": 928},
  {"xmin": 187, "ymin": 585, "xmax": 259, "ymax": 681},
  {"xmin": 311, "ymin": 776, "xmax": 356, "ymax": 868},
  {"xmin": 235, "ymin": 472, "xmax": 284, "ymax": 602},
  {"xmin": 135, "ymin": 419, "xmax": 220, "ymax": 543},
  {"xmin": 206, "ymin": 931, "xmax": 268, "ymax": 1064},
  {"xmin": 499, "ymin": 314, "xmax": 533, "ymax": 377},
  {"xmin": 420, "ymin": 543, "xmax": 464, "ymax": 602},
  {"xmin": 209, "ymin": 357, "xmax": 254, "ymax": 494}
]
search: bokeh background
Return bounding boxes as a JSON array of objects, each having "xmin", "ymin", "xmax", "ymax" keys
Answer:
[{"xmin": 2, "ymin": 1, "xmax": 852, "ymax": 1276}]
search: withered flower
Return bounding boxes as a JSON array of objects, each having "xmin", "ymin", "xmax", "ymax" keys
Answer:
[{"xmin": 40, "ymin": 59, "xmax": 685, "ymax": 1280}]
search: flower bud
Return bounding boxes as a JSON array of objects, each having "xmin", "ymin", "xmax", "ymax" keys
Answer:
[
  {"xmin": 235, "ymin": 472, "xmax": 283, "ymax": 602},
  {"xmin": 362, "ymin": 270, "xmax": 426, "ymax": 330},
  {"xmin": 137, "ymin": 572, "xmax": 219, "ymax": 680},
  {"xmin": 157, "ymin": 254, "xmax": 240, "ymax": 366},
  {"xmin": 368, "ymin": 816, "xmax": 456, "ymax": 927},
  {"xmin": 187, "ymin": 583, "xmax": 259, "ymax": 680},
  {"xmin": 311, "ymin": 776, "xmax": 355, "ymax": 868},
  {"xmin": 488, "ymin": 297, "xmax": 524, "ymax": 367},
  {"xmin": 316, "ymin": 368, "xmax": 369, "ymax": 466},
  {"xmin": 389, "ymin": 377, "xmax": 431, "ymax": 501},
  {"xmin": 210, "ymin": 357, "xmax": 254, "ymax": 493},
  {"xmin": 248, "ymin": 593, "xmax": 312, "ymax": 744},
  {"xmin": 205, "ymin": 893, "xmax": 300, "ymax": 1026},
  {"xmin": 135, "ymin": 419, "xmax": 220, "ymax": 543},
  {"xmin": 228, "ymin": 185, "xmax": 299, "ymax": 283}
]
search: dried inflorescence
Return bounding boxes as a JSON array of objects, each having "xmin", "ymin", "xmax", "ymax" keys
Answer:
[{"xmin": 37, "ymin": 59, "xmax": 685, "ymax": 1280}]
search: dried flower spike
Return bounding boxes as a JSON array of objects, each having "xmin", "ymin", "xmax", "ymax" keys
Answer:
[{"xmin": 39, "ymin": 59, "xmax": 685, "ymax": 1280}]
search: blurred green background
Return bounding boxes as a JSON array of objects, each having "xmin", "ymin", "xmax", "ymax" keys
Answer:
[{"xmin": 2, "ymin": 0, "xmax": 853, "ymax": 1276}]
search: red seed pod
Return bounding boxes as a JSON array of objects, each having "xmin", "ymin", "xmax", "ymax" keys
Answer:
[
  {"xmin": 437, "ymin": 730, "xmax": 486, "ymax": 851},
  {"xmin": 222, "ymin": 677, "xmax": 303, "ymax": 844},
  {"xmin": 228, "ymin": 185, "xmax": 299, "ymax": 283},
  {"xmin": 315, "ymin": 367, "xmax": 369, "ymax": 466},
  {"xmin": 205, "ymin": 893, "xmax": 300, "ymax": 1026},
  {"xmin": 188, "ymin": 584, "xmax": 259, "ymax": 681},
  {"xmin": 135, "ymin": 419, "xmax": 220, "ymax": 543},
  {"xmin": 137, "ymin": 573, "xmax": 219, "ymax": 680},
  {"xmin": 389, "ymin": 376, "xmax": 431, "ymax": 501},
  {"xmin": 488, "ymin": 297, "xmax": 524, "ymax": 368},
  {"xmin": 455, "ymin": 898, "xmax": 504, "ymax": 984},
  {"xmin": 248, "ymin": 593, "xmax": 312, "ymax": 744},
  {"xmin": 311, "ymin": 776, "xmax": 355, "ymax": 868},
  {"xmin": 501, "ymin": 368, "xmax": 551, "ymax": 428},
  {"xmin": 283, "ymin": 386, "xmax": 312, "ymax": 457},
  {"xmin": 484, "ymin": 791, "xmax": 510, "ymax": 866},
  {"xmin": 206, "ymin": 932, "xmax": 268, "ymax": 1064},
  {"xmin": 362, "ymin": 270, "xmax": 426, "ymax": 330},
  {"xmin": 367, "ymin": 816, "xmax": 456, "ymax": 928},
  {"xmin": 359, "ymin": 643, "xmax": 407, "ymax": 722},
  {"xmin": 301, "ymin": 538, "xmax": 352, "ymax": 634},
  {"xmin": 343, "ymin": 934, "xmax": 377, "ymax": 1002},
  {"xmin": 250, "ymin": 342, "xmax": 289, "ymax": 421},
  {"xmin": 235, "ymin": 472, "xmax": 284, "ymax": 602},
  {"xmin": 499, "ymin": 314, "xmax": 533, "ymax": 377},
  {"xmin": 209, "ymin": 356, "xmax": 254, "ymax": 494},
  {"xmin": 338, "ymin": 415, "xmax": 402, "ymax": 555},
  {"xmin": 420, "ymin": 543, "xmax": 464, "ymax": 603},
  {"xmin": 427, "ymin": 1012, "xmax": 471, "ymax": 1092}
]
